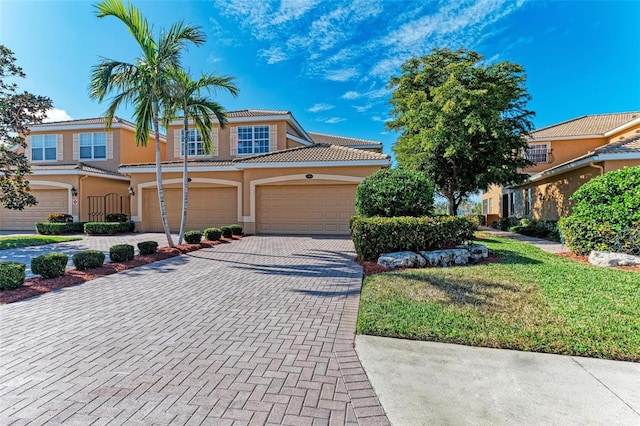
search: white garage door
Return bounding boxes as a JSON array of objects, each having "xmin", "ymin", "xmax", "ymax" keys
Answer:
[
  {"xmin": 0, "ymin": 189, "xmax": 68, "ymax": 231},
  {"xmin": 257, "ymin": 184, "xmax": 357, "ymax": 235},
  {"xmin": 143, "ymin": 187, "xmax": 237, "ymax": 232}
]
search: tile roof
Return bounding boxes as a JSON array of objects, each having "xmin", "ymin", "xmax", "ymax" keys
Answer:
[
  {"xmin": 308, "ymin": 132, "xmax": 382, "ymax": 147},
  {"xmin": 226, "ymin": 110, "xmax": 290, "ymax": 118},
  {"xmin": 593, "ymin": 133, "xmax": 640, "ymax": 154},
  {"xmin": 31, "ymin": 162, "xmax": 126, "ymax": 177},
  {"xmin": 121, "ymin": 160, "xmax": 235, "ymax": 169},
  {"xmin": 530, "ymin": 111, "xmax": 640, "ymax": 138},
  {"xmin": 31, "ymin": 116, "xmax": 136, "ymax": 128},
  {"xmin": 233, "ymin": 144, "xmax": 390, "ymax": 164}
]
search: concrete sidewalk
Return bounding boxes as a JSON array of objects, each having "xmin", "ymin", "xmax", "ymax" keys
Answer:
[
  {"xmin": 478, "ymin": 226, "xmax": 566, "ymax": 253},
  {"xmin": 357, "ymin": 336, "xmax": 640, "ymax": 425}
]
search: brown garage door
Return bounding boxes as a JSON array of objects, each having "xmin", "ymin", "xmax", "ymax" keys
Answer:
[
  {"xmin": 257, "ymin": 184, "xmax": 357, "ymax": 235},
  {"xmin": 143, "ymin": 187, "xmax": 237, "ymax": 232},
  {"xmin": 0, "ymin": 189, "xmax": 68, "ymax": 231}
]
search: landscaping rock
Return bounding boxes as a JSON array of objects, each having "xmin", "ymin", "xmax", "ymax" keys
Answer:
[
  {"xmin": 588, "ymin": 251, "xmax": 640, "ymax": 267},
  {"xmin": 378, "ymin": 251, "xmax": 427, "ymax": 269},
  {"xmin": 456, "ymin": 244, "xmax": 489, "ymax": 262},
  {"xmin": 419, "ymin": 248, "xmax": 470, "ymax": 267}
]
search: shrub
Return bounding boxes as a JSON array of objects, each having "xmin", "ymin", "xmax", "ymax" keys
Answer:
[
  {"xmin": 496, "ymin": 217, "xmax": 519, "ymax": 231},
  {"xmin": 47, "ymin": 213, "xmax": 73, "ymax": 223},
  {"xmin": 35, "ymin": 222, "xmax": 85, "ymax": 234},
  {"xmin": 509, "ymin": 219, "xmax": 561, "ymax": 241},
  {"xmin": 72, "ymin": 250, "xmax": 105, "ymax": 271},
  {"xmin": 559, "ymin": 166, "xmax": 640, "ymax": 255},
  {"xmin": 183, "ymin": 230, "xmax": 203, "ymax": 244},
  {"xmin": 109, "ymin": 244, "xmax": 134, "ymax": 262},
  {"xmin": 84, "ymin": 221, "xmax": 134, "ymax": 234},
  {"xmin": 463, "ymin": 214, "xmax": 484, "ymax": 228},
  {"xmin": 229, "ymin": 224, "xmax": 243, "ymax": 235},
  {"xmin": 105, "ymin": 213, "xmax": 128, "ymax": 222},
  {"xmin": 355, "ymin": 168, "xmax": 434, "ymax": 217},
  {"xmin": 31, "ymin": 253, "xmax": 68, "ymax": 278},
  {"xmin": 220, "ymin": 226, "xmax": 233, "ymax": 238},
  {"xmin": 350, "ymin": 215, "xmax": 475, "ymax": 261},
  {"xmin": 204, "ymin": 227, "xmax": 222, "ymax": 241},
  {"xmin": 0, "ymin": 261, "xmax": 26, "ymax": 291},
  {"xmin": 137, "ymin": 241, "xmax": 158, "ymax": 255}
]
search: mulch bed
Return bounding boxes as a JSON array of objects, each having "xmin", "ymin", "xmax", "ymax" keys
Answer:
[
  {"xmin": 0, "ymin": 236, "xmax": 242, "ymax": 305},
  {"xmin": 557, "ymin": 251, "xmax": 640, "ymax": 272},
  {"xmin": 357, "ymin": 254, "xmax": 502, "ymax": 277}
]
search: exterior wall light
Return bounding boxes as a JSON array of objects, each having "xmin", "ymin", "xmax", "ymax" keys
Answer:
[
  {"xmin": 128, "ymin": 186, "xmax": 135, "ymax": 196},
  {"xmin": 70, "ymin": 186, "xmax": 78, "ymax": 197},
  {"xmin": 305, "ymin": 174, "xmax": 313, "ymax": 179}
]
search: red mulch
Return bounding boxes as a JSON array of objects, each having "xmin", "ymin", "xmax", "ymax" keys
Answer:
[
  {"xmin": 557, "ymin": 251, "xmax": 640, "ymax": 272},
  {"xmin": 357, "ymin": 254, "xmax": 502, "ymax": 277},
  {"xmin": 0, "ymin": 236, "xmax": 243, "ymax": 305}
]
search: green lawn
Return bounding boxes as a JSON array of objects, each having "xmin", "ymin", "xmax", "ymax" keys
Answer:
[
  {"xmin": 0, "ymin": 235, "xmax": 82, "ymax": 250},
  {"xmin": 358, "ymin": 234, "xmax": 640, "ymax": 361}
]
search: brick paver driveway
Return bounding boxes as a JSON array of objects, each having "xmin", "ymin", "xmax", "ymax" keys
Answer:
[{"xmin": 0, "ymin": 236, "xmax": 388, "ymax": 425}]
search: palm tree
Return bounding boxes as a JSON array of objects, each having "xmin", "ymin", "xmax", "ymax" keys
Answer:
[
  {"xmin": 165, "ymin": 69, "xmax": 238, "ymax": 244},
  {"xmin": 89, "ymin": 0, "xmax": 205, "ymax": 247}
]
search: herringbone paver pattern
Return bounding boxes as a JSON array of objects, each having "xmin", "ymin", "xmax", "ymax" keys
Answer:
[{"xmin": 0, "ymin": 236, "xmax": 388, "ymax": 425}]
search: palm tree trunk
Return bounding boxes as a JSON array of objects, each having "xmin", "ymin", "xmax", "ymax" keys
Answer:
[
  {"xmin": 153, "ymin": 101, "xmax": 175, "ymax": 247},
  {"xmin": 178, "ymin": 112, "xmax": 189, "ymax": 244}
]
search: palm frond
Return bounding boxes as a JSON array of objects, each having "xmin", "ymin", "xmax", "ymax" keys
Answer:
[
  {"xmin": 133, "ymin": 97, "xmax": 154, "ymax": 146},
  {"xmin": 89, "ymin": 59, "xmax": 137, "ymax": 101},
  {"xmin": 94, "ymin": 0, "xmax": 156, "ymax": 59}
]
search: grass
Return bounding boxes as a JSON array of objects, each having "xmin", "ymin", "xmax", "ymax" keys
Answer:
[
  {"xmin": 357, "ymin": 234, "xmax": 640, "ymax": 361},
  {"xmin": 0, "ymin": 235, "xmax": 82, "ymax": 250}
]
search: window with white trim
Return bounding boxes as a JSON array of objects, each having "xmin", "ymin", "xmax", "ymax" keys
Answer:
[
  {"xmin": 79, "ymin": 132, "xmax": 107, "ymax": 159},
  {"xmin": 180, "ymin": 129, "xmax": 205, "ymax": 156},
  {"xmin": 237, "ymin": 125, "xmax": 270, "ymax": 155},
  {"xmin": 31, "ymin": 134, "xmax": 57, "ymax": 161},
  {"xmin": 524, "ymin": 143, "xmax": 549, "ymax": 164}
]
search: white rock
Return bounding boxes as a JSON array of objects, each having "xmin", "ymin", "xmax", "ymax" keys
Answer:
[
  {"xmin": 456, "ymin": 244, "xmax": 489, "ymax": 262},
  {"xmin": 419, "ymin": 249, "xmax": 470, "ymax": 267},
  {"xmin": 588, "ymin": 251, "xmax": 640, "ymax": 267},
  {"xmin": 377, "ymin": 251, "xmax": 427, "ymax": 269}
]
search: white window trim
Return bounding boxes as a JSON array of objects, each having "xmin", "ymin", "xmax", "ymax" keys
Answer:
[
  {"xmin": 30, "ymin": 134, "xmax": 58, "ymax": 162},
  {"xmin": 524, "ymin": 143, "xmax": 550, "ymax": 164},
  {"xmin": 180, "ymin": 128, "xmax": 208, "ymax": 157},
  {"xmin": 236, "ymin": 125, "xmax": 271, "ymax": 156},
  {"xmin": 78, "ymin": 132, "xmax": 108, "ymax": 161}
]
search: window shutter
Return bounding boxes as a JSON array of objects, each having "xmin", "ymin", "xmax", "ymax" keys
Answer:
[
  {"xmin": 230, "ymin": 126, "xmax": 238, "ymax": 157},
  {"xmin": 73, "ymin": 134, "xmax": 79, "ymax": 160},
  {"xmin": 211, "ymin": 127, "xmax": 219, "ymax": 157},
  {"xmin": 106, "ymin": 132, "xmax": 114, "ymax": 159},
  {"xmin": 269, "ymin": 125, "xmax": 277, "ymax": 152},
  {"xmin": 26, "ymin": 136, "xmax": 32, "ymax": 161},
  {"xmin": 174, "ymin": 129, "xmax": 182, "ymax": 158},
  {"xmin": 56, "ymin": 134, "xmax": 63, "ymax": 161}
]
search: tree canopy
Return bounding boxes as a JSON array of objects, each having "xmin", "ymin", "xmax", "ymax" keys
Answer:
[
  {"xmin": 387, "ymin": 48, "xmax": 534, "ymax": 215},
  {"xmin": 0, "ymin": 45, "xmax": 53, "ymax": 210}
]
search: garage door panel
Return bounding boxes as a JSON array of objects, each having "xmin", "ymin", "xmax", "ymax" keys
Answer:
[{"xmin": 0, "ymin": 189, "xmax": 69, "ymax": 231}]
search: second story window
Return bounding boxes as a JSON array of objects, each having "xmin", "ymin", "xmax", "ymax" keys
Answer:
[
  {"xmin": 524, "ymin": 144, "xmax": 549, "ymax": 164},
  {"xmin": 79, "ymin": 132, "xmax": 106, "ymax": 160},
  {"xmin": 238, "ymin": 125, "xmax": 269, "ymax": 155},
  {"xmin": 31, "ymin": 135, "xmax": 57, "ymax": 161},
  {"xmin": 181, "ymin": 129, "xmax": 205, "ymax": 156}
]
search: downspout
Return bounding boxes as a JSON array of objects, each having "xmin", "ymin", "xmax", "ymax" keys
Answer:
[
  {"xmin": 589, "ymin": 162, "xmax": 604, "ymax": 175},
  {"xmin": 79, "ymin": 175, "xmax": 89, "ymax": 222}
]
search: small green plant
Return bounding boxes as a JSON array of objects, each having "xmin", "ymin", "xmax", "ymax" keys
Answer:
[
  {"xmin": 204, "ymin": 228, "xmax": 222, "ymax": 241},
  {"xmin": 220, "ymin": 226, "xmax": 233, "ymax": 238},
  {"xmin": 0, "ymin": 261, "xmax": 26, "ymax": 290},
  {"xmin": 183, "ymin": 230, "xmax": 203, "ymax": 244},
  {"xmin": 229, "ymin": 224, "xmax": 243, "ymax": 235},
  {"xmin": 47, "ymin": 213, "xmax": 73, "ymax": 223},
  {"xmin": 31, "ymin": 252, "xmax": 68, "ymax": 278},
  {"xmin": 137, "ymin": 241, "xmax": 158, "ymax": 255},
  {"xmin": 72, "ymin": 250, "xmax": 105, "ymax": 271},
  {"xmin": 105, "ymin": 213, "xmax": 128, "ymax": 222},
  {"xmin": 84, "ymin": 222, "xmax": 134, "ymax": 234},
  {"xmin": 109, "ymin": 244, "xmax": 134, "ymax": 262}
]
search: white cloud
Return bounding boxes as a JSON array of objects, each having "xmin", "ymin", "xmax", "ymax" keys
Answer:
[
  {"xmin": 341, "ymin": 91, "xmax": 361, "ymax": 100},
  {"xmin": 372, "ymin": 115, "xmax": 391, "ymax": 123},
  {"xmin": 324, "ymin": 68, "xmax": 358, "ymax": 82},
  {"xmin": 353, "ymin": 104, "xmax": 373, "ymax": 113},
  {"xmin": 207, "ymin": 54, "xmax": 221, "ymax": 64},
  {"xmin": 259, "ymin": 47, "xmax": 288, "ymax": 64},
  {"xmin": 307, "ymin": 103, "xmax": 334, "ymax": 113},
  {"xmin": 43, "ymin": 108, "xmax": 72, "ymax": 123},
  {"xmin": 324, "ymin": 117, "xmax": 346, "ymax": 124}
]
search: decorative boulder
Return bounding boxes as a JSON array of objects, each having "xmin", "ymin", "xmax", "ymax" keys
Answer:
[
  {"xmin": 378, "ymin": 251, "xmax": 427, "ymax": 269},
  {"xmin": 419, "ymin": 249, "xmax": 470, "ymax": 267},
  {"xmin": 456, "ymin": 244, "xmax": 489, "ymax": 262},
  {"xmin": 588, "ymin": 251, "xmax": 640, "ymax": 267}
]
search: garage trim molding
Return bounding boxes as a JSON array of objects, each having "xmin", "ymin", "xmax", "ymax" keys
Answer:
[
  {"xmin": 132, "ymin": 178, "xmax": 242, "ymax": 223},
  {"xmin": 26, "ymin": 180, "xmax": 75, "ymax": 218}
]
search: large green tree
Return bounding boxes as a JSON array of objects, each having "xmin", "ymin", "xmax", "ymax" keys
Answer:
[
  {"xmin": 164, "ymin": 68, "xmax": 238, "ymax": 244},
  {"xmin": 387, "ymin": 48, "xmax": 534, "ymax": 215},
  {"xmin": 0, "ymin": 45, "xmax": 52, "ymax": 210},
  {"xmin": 90, "ymin": 0, "xmax": 206, "ymax": 247}
]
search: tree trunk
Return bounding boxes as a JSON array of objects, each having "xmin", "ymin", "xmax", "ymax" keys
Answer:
[
  {"xmin": 178, "ymin": 112, "xmax": 189, "ymax": 245},
  {"xmin": 153, "ymin": 102, "xmax": 175, "ymax": 247},
  {"xmin": 446, "ymin": 194, "xmax": 459, "ymax": 216}
]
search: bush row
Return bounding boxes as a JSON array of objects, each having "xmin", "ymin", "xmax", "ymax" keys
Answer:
[
  {"xmin": 35, "ymin": 222, "xmax": 85, "ymax": 234},
  {"xmin": 35, "ymin": 221, "xmax": 135, "ymax": 235},
  {"xmin": 183, "ymin": 224, "xmax": 243, "ymax": 244},
  {"xmin": 493, "ymin": 217, "xmax": 561, "ymax": 242},
  {"xmin": 350, "ymin": 215, "xmax": 476, "ymax": 261}
]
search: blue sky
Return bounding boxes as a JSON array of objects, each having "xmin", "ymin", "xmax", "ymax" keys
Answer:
[{"xmin": 1, "ymin": 0, "xmax": 639, "ymax": 156}]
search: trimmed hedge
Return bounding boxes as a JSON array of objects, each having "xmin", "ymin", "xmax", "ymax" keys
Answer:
[
  {"xmin": 0, "ymin": 261, "xmax": 26, "ymax": 291},
  {"xmin": 137, "ymin": 241, "xmax": 158, "ymax": 255},
  {"xmin": 204, "ymin": 228, "xmax": 222, "ymax": 241},
  {"xmin": 47, "ymin": 213, "xmax": 73, "ymax": 223},
  {"xmin": 220, "ymin": 226, "xmax": 233, "ymax": 238},
  {"xmin": 229, "ymin": 224, "xmax": 243, "ymax": 235},
  {"xmin": 35, "ymin": 222, "xmax": 85, "ymax": 235},
  {"xmin": 105, "ymin": 213, "xmax": 128, "ymax": 222},
  {"xmin": 72, "ymin": 250, "xmax": 105, "ymax": 271},
  {"xmin": 184, "ymin": 230, "xmax": 203, "ymax": 244},
  {"xmin": 109, "ymin": 244, "xmax": 134, "ymax": 262},
  {"xmin": 509, "ymin": 219, "xmax": 561, "ymax": 242},
  {"xmin": 31, "ymin": 252, "xmax": 68, "ymax": 278},
  {"xmin": 350, "ymin": 215, "xmax": 475, "ymax": 261},
  {"xmin": 84, "ymin": 221, "xmax": 134, "ymax": 235}
]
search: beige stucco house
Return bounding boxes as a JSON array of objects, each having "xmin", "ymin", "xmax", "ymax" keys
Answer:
[{"xmin": 482, "ymin": 111, "xmax": 640, "ymax": 224}]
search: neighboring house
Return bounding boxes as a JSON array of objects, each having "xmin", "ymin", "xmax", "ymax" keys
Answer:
[
  {"xmin": 0, "ymin": 117, "xmax": 164, "ymax": 230},
  {"xmin": 121, "ymin": 110, "xmax": 390, "ymax": 235},
  {"xmin": 482, "ymin": 111, "xmax": 640, "ymax": 224}
]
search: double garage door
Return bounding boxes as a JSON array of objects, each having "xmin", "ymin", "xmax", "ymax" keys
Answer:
[{"xmin": 0, "ymin": 189, "xmax": 68, "ymax": 231}]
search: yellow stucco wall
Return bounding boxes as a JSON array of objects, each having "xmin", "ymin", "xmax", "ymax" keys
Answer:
[
  {"xmin": 524, "ymin": 137, "xmax": 605, "ymax": 174},
  {"xmin": 79, "ymin": 177, "xmax": 130, "ymax": 222},
  {"xmin": 119, "ymin": 127, "xmax": 166, "ymax": 164}
]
